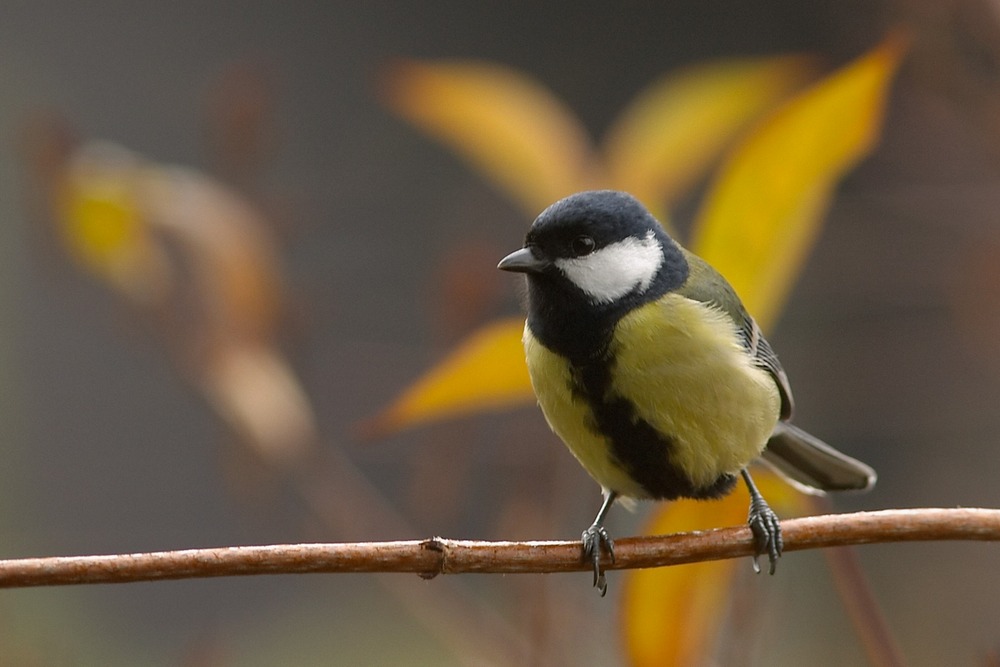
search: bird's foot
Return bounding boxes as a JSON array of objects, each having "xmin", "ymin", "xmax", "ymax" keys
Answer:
[
  {"xmin": 582, "ymin": 523, "xmax": 615, "ymax": 596},
  {"xmin": 747, "ymin": 495, "xmax": 783, "ymax": 575}
]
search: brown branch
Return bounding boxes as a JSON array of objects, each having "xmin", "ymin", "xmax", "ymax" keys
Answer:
[{"xmin": 2, "ymin": 508, "xmax": 997, "ymax": 589}]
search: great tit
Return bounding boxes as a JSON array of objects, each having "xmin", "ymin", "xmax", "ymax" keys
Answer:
[{"xmin": 498, "ymin": 190, "xmax": 875, "ymax": 595}]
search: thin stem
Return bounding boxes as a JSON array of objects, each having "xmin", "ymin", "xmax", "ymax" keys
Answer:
[
  {"xmin": 808, "ymin": 496, "xmax": 908, "ymax": 667},
  {"xmin": 824, "ymin": 546, "xmax": 909, "ymax": 667}
]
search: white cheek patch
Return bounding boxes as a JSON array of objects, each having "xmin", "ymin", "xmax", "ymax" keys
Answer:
[{"xmin": 555, "ymin": 231, "xmax": 663, "ymax": 304}]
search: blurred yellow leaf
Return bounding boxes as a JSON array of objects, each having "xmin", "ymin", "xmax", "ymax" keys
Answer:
[
  {"xmin": 61, "ymin": 176, "xmax": 141, "ymax": 265},
  {"xmin": 361, "ymin": 318, "xmax": 532, "ymax": 437},
  {"xmin": 383, "ymin": 60, "xmax": 601, "ymax": 215},
  {"xmin": 604, "ymin": 55, "xmax": 815, "ymax": 216},
  {"xmin": 49, "ymin": 138, "xmax": 307, "ymax": 466},
  {"xmin": 385, "ymin": 56, "xmax": 813, "ymax": 222},
  {"xmin": 57, "ymin": 142, "xmax": 170, "ymax": 304},
  {"xmin": 622, "ymin": 469, "xmax": 810, "ymax": 667},
  {"xmin": 691, "ymin": 34, "xmax": 907, "ymax": 330},
  {"xmin": 56, "ymin": 141, "xmax": 286, "ymax": 340}
]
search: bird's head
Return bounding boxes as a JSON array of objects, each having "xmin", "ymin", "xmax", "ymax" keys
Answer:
[{"xmin": 498, "ymin": 190, "xmax": 688, "ymax": 309}]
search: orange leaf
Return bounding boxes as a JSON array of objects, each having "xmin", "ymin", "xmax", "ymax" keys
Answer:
[
  {"xmin": 604, "ymin": 55, "xmax": 816, "ymax": 217},
  {"xmin": 690, "ymin": 34, "xmax": 907, "ymax": 330},
  {"xmin": 362, "ymin": 318, "xmax": 532, "ymax": 437},
  {"xmin": 140, "ymin": 164, "xmax": 285, "ymax": 342},
  {"xmin": 622, "ymin": 469, "xmax": 810, "ymax": 667},
  {"xmin": 382, "ymin": 59, "xmax": 601, "ymax": 215}
]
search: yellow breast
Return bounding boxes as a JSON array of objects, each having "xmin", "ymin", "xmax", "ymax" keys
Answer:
[{"xmin": 524, "ymin": 294, "xmax": 781, "ymax": 497}]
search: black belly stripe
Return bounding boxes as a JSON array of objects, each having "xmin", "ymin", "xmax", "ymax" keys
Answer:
[{"xmin": 571, "ymin": 355, "xmax": 737, "ymax": 501}]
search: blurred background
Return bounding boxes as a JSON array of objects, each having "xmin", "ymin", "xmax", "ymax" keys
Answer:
[{"xmin": 2, "ymin": 1, "xmax": 1000, "ymax": 665}]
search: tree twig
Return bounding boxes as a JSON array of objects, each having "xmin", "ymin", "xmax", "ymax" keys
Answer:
[{"xmin": 1, "ymin": 508, "xmax": 997, "ymax": 588}]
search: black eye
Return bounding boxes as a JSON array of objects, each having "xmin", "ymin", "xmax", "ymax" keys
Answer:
[{"xmin": 571, "ymin": 235, "xmax": 595, "ymax": 256}]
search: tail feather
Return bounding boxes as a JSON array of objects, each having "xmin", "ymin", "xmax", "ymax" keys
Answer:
[{"xmin": 761, "ymin": 422, "xmax": 876, "ymax": 494}]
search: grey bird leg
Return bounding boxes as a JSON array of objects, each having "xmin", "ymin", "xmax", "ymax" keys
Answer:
[
  {"xmin": 581, "ymin": 490, "xmax": 618, "ymax": 596},
  {"xmin": 741, "ymin": 468, "xmax": 783, "ymax": 574}
]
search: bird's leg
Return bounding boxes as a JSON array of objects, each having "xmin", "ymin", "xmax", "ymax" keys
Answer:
[
  {"xmin": 741, "ymin": 468, "xmax": 783, "ymax": 574},
  {"xmin": 582, "ymin": 489, "xmax": 617, "ymax": 596}
]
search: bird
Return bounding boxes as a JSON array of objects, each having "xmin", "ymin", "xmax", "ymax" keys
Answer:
[{"xmin": 497, "ymin": 190, "xmax": 875, "ymax": 595}]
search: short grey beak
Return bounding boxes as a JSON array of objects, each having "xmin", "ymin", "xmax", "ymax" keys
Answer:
[{"xmin": 497, "ymin": 247, "xmax": 549, "ymax": 274}]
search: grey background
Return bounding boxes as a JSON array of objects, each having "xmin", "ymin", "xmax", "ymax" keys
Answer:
[{"xmin": 2, "ymin": 1, "xmax": 1000, "ymax": 665}]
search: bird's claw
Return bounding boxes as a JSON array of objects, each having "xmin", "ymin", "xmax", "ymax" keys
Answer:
[
  {"xmin": 747, "ymin": 496, "xmax": 783, "ymax": 575},
  {"xmin": 582, "ymin": 524, "xmax": 615, "ymax": 596}
]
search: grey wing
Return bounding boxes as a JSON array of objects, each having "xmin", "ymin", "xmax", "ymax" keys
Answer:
[{"xmin": 738, "ymin": 314, "xmax": 794, "ymax": 421}]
